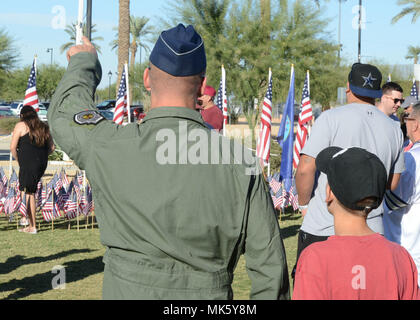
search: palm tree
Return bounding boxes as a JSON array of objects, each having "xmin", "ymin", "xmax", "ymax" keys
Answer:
[
  {"xmin": 406, "ymin": 45, "xmax": 420, "ymax": 64},
  {"xmin": 117, "ymin": 0, "xmax": 130, "ymax": 94},
  {"xmin": 60, "ymin": 23, "xmax": 103, "ymax": 54},
  {"xmin": 392, "ymin": 0, "xmax": 420, "ymax": 24},
  {"xmin": 0, "ymin": 28, "xmax": 18, "ymax": 72},
  {"xmin": 129, "ymin": 16, "xmax": 153, "ymax": 68},
  {"xmin": 110, "ymin": 16, "xmax": 153, "ymax": 68}
]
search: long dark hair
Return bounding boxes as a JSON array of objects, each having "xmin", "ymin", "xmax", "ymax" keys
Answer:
[{"xmin": 20, "ymin": 105, "xmax": 51, "ymax": 147}]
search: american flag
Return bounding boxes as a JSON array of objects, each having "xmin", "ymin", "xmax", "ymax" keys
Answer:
[
  {"xmin": 113, "ymin": 65, "xmax": 128, "ymax": 125},
  {"xmin": 64, "ymin": 190, "xmax": 78, "ymax": 220},
  {"xmin": 19, "ymin": 193, "xmax": 27, "ymax": 218},
  {"xmin": 60, "ymin": 169, "xmax": 70, "ymax": 192},
  {"xmin": 256, "ymin": 69, "xmax": 273, "ymax": 165},
  {"xmin": 411, "ymin": 78, "xmax": 418, "ymax": 100},
  {"xmin": 41, "ymin": 191, "xmax": 61, "ymax": 222},
  {"xmin": 4, "ymin": 187, "xmax": 16, "ymax": 216},
  {"xmin": 293, "ymin": 71, "xmax": 312, "ymax": 170},
  {"xmin": 23, "ymin": 58, "xmax": 39, "ymax": 112},
  {"xmin": 216, "ymin": 65, "xmax": 228, "ymax": 135}
]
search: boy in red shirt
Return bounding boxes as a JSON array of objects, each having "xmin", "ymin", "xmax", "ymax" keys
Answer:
[{"xmin": 293, "ymin": 147, "xmax": 419, "ymax": 300}]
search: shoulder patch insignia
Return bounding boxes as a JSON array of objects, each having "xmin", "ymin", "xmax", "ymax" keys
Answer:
[{"xmin": 74, "ymin": 110, "xmax": 105, "ymax": 125}]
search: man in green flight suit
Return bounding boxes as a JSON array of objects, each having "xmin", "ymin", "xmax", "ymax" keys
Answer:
[{"xmin": 48, "ymin": 24, "xmax": 289, "ymax": 300}]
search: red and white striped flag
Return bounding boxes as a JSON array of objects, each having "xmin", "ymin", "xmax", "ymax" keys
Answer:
[
  {"xmin": 217, "ymin": 65, "xmax": 228, "ymax": 136},
  {"xmin": 293, "ymin": 71, "xmax": 312, "ymax": 170},
  {"xmin": 257, "ymin": 69, "xmax": 273, "ymax": 165},
  {"xmin": 113, "ymin": 64, "xmax": 128, "ymax": 125},
  {"xmin": 23, "ymin": 57, "xmax": 39, "ymax": 112}
]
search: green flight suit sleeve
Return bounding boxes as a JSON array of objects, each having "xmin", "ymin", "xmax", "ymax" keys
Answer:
[
  {"xmin": 244, "ymin": 174, "xmax": 290, "ymax": 300},
  {"xmin": 48, "ymin": 52, "xmax": 103, "ymax": 169}
]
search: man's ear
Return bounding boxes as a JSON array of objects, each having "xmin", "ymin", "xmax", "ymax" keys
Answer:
[
  {"xmin": 325, "ymin": 184, "xmax": 335, "ymax": 203},
  {"xmin": 199, "ymin": 76, "xmax": 207, "ymax": 96},
  {"xmin": 143, "ymin": 67, "xmax": 151, "ymax": 92}
]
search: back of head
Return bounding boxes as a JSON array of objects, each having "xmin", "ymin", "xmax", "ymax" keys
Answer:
[
  {"xmin": 316, "ymin": 147, "xmax": 387, "ymax": 216},
  {"xmin": 20, "ymin": 105, "xmax": 50, "ymax": 147},
  {"xmin": 348, "ymin": 63, "xmax": 383, "ymax": 101},
  {"xmin": 381, "ymin": 81, "xmax": 403, "ymax": 96},
  {"xmin": 148, "ymin": 24, "xmax": 206, "ymax": 98}
]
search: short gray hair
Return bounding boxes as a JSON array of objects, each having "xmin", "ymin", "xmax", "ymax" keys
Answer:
[{"xmin": 411, "ymin": 102, "xmax": 420, "ymax": 119}]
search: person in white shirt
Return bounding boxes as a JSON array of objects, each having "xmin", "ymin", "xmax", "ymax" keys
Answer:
[{"xmin": 384, "ymin": 101, "xmax": 420, "ymax": 287}]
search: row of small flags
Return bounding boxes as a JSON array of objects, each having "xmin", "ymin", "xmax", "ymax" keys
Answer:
[
  {"xmin": 252, "ymin": 65, "xmax": 311, "ymax": 210},
  {"xmin": 0, "ymin": 168, "xmax": 94, "ymax": 222}
]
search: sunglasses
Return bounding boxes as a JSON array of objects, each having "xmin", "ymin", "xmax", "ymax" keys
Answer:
[
  {"xmin": 403, "ymin": 113, "xmax": 416, "ymax": 123},
  {"xmin": 386, "ymin": 96, "xmax": 405, "ymax": 104}
]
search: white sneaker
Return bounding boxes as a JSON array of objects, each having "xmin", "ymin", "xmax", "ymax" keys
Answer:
[{"xmin": 19, "ymin": 218, "xmax": 29, "ymax": 226}]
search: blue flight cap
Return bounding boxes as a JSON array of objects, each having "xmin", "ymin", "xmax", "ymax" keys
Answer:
[{"xmin": 150, "ymin": 24, "xmax": 206, "ymax": 77}]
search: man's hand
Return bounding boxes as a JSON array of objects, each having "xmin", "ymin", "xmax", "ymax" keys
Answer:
[{"xmin": 66, "ymin": 36, "xmax": 98, "ymax": 62}]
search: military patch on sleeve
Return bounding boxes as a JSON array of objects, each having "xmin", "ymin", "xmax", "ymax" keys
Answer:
[{"xmin": 74, "ymin": 110, "xmax": 105, "ymax": 125}]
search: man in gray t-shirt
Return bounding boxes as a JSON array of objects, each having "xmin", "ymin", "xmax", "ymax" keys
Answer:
[{"xmin": 292, "ymin": 63, "xmax": 405, "ymax": 280}]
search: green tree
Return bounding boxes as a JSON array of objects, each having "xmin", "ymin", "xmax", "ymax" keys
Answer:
[
  {"xmin": 0, "ymin": 29, "xmax": 19, "ymax": 95},
  {"xmin": 37, "ymin": 64, "xmax": 66, "ymax": 101},
  {"xmin": 0, "ymin": 29, "xmax": 18, "ymax": 72},
  {"xmin": 406, "ymin": 45, "xmax": 420, "ymax": 64},
  {"xmin": 60, "ymin": 23, "xmax": 104, "ymax": 54},
  {"xmin": 392, "ymin": 0, "xmax": 420, "ymax": 24},
  {"xmin": 110, "ymin": 16, "xmax": 154, "ymax": 68}
]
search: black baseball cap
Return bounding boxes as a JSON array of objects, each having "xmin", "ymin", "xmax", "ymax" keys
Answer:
[
  {"xmin": 348, "ymin": 63, "xmax": 383, "ymax": 99},
  {"xmin": 316, "ymin": 147, "xmax": 387, "ymax": 211}
]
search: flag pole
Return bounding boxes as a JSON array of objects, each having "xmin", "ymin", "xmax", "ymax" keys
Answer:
[
  {"xmin": 125, "ymin": 62, "xmax": 131, "ymax": 123},
  {"xmin": 76, "ymin": 0, "xmax": 84, "ymax": 45},
  {"xmin": 222, "ymin": 65, "xmax": 227, "ymax": 137},
  {"xmin": 267, "ymin": 67, "xmax": 272, "ymax": 178},
  {"xmin": 51, "ymin": 192, "xmax": 54, "ymax": 231}
]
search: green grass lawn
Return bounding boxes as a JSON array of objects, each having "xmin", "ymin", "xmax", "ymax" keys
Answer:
[{"xmin": 0, "ymin": 209, "xmax": 302, "ymax": 300}]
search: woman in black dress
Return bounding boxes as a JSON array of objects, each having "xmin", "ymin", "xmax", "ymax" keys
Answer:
[{"xmin": 10, "ymin": 105, "xmax": 55, "ymax": 234}]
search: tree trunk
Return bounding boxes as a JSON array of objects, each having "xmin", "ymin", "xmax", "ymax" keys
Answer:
[
  {"xmin": 117, "ymin": 0, "xmax": 130, "ymax": 96},
  {"xmin": 129, "ymin": 40, "xmax": 137, "ymax": 105}
]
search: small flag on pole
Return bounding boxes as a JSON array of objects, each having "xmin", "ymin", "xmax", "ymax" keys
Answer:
[
  {"xmin": 256, "ymin": 68, "xmax": 273, "ymax": 165},
  {"xmin": 293, "ymin": 71, "xmax": 312, "ymax": 170},
  {"xmin": 23, "ymin": 58, "xmax": 39, "ymax": 112},
  {"xmin": 217, "ymin": 65, "xmax": 228, "ymax": 136},
  {"xmin": 411, "ymin": 78, "xmax": 418, "ymax": 100},
  {"xmin": 113, "ymin": 64, "xmax": 128, "ymax": 125},
  {"xmin": 277, "ymin": 64, "xmax": 295, "ymax": 193}
]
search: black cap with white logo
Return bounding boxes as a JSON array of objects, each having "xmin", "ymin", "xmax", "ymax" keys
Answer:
[
  {"xmin": 316, "ymin": 147, "xmax": 387, "ymax": 211},
  {"xmin": 348, "ymin": 63, "xmax": 383, "ymax": 99}
]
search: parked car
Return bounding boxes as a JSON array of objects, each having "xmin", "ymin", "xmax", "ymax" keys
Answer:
[
  {"xmin": 38, "ymin": 105, "xmax": 48, "ymax": 122},
  {"xmin": 98, "ymin": 110, "xmax": 114, "ymax": 121},
  {"xmin": 10, "ymin": 102, "xmax": 47, "ymax": 119},
  {"xmin": 42, "ymin": 102, "xmax": 50, "ymax": 110},
  {"xmin": 0, "ymin": 107, "xmax": 15, "ymax": 118},
  {"xmin": 9, "ymin": 102, "xmax": 23, "ymax": 116},
  {"xmin": 96, "ymin": 100, "xmax": 116, "ymax": 110}
]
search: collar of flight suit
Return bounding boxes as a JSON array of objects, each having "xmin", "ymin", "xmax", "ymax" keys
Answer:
[{"xmin": 142, "ymin": 106, "xmax": 207, "ymax": 128}]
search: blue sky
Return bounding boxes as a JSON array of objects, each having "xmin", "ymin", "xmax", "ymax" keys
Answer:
[{"xmin": 0, "ymin": 0, "xmax": 418, "ymax": 89}]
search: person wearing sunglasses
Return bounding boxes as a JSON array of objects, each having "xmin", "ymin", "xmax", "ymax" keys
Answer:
[
  {"xmin": 384, "ymin": 101, "xmax": 420, "ymax": 288},
  {"xmin": 377, "ymin": 82, "xmax": 404, "ymax": 121}
]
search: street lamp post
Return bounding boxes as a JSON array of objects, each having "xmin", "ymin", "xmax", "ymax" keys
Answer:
[
  {"xmin": 47, "ymin": 48, "xmax": 53, "ymax": 65},
  {"xmin": 108, "ymin": 71, "xmax": 112, "ymax": 100},
  {"xmin": 358, "ymin": 0, "xmax": 362, "ymax": 63}
]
